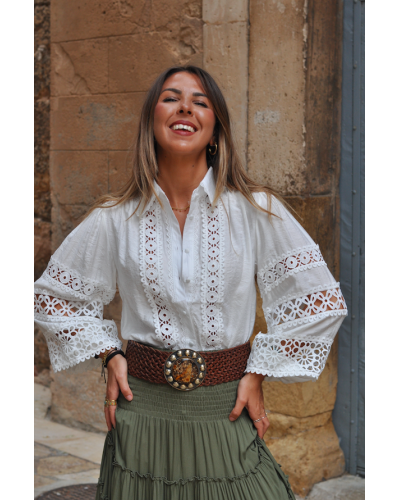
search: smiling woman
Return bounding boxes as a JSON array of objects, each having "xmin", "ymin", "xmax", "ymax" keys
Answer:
[{"xmin": 34, "ymin": 65, "xmax": 347, "ymax": 500}]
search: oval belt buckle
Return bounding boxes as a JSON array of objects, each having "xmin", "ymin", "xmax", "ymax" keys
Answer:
[{"xmin": 164, "ymin": 349, "xmax": 207, "ymax": 391}]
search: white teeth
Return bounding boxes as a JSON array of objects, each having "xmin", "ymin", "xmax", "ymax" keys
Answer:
[{"xmin": 172, "ymin": 124, "xmax": 195, "ymax": 133}]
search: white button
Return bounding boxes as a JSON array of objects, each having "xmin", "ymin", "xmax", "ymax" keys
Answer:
[
  {"xmin": 186, "ymin": 279, "xmax": 190, "ymax": 283},
  {"xmin": 182, "ymin": 311, "xmax": 187, "ymax": 315},
  {"xmin": 189, "ymin": 215, "xmax": 194, "ymax": 219},
  {"xmin": 185, "ymin": 249, "xmax": 189, "ymax": 253}
]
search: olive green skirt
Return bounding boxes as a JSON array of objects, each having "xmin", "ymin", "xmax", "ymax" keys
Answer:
[{"xmin": 96, "ymin": 376, "xmax": 295, "ymax": 500}]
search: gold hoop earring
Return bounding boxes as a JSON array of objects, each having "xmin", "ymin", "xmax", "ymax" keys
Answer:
[{"xmin": 208, "ymin": 143, "xmax": 218, "ymax": 156}]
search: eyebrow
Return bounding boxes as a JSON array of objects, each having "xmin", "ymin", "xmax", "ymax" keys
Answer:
[{"xmin": 161, "ymin": 88, "xmax": 208, "ymax": 98}]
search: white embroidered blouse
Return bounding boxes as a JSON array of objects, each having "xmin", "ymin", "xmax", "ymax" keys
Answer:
[{"xmin": 34, "ymin": 167, "xmax": 347, "ymax": 383}]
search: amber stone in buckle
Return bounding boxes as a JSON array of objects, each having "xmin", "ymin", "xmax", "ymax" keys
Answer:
[{"xmin": 164, "ymin": 349, "xmax": 207, "ymax": 391}]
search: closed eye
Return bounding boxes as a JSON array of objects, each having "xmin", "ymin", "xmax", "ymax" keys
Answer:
[
  {"xmin": 163, "ymin": 97, "xmax": 178, "ymax": 103},
  {"xmin": 194, "ymin": 101, "xmax": 208, "ymax": 108}
]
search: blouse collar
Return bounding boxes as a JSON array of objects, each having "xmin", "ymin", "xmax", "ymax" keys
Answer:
[{"xmin": 136, "ymin": 167, "xmax": 216, "ymax": 216}]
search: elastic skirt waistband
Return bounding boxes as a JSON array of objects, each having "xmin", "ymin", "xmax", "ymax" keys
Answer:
[{"xmin": 118, "ymin": 375, "xmax": 240, "ymax": 422}]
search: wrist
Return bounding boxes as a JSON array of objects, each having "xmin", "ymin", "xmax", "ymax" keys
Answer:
[{"xmin": 246, "ymin": 372, "xmax": 265, "ymax": 383}]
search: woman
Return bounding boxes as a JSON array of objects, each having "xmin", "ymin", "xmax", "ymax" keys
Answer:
[{"xmin": 34, "ymin": 66, "xmax": 347, "ymax": 499}]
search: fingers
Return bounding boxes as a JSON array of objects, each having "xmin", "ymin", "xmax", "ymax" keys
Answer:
[
  {"xmin": 229, "ymin": 397, "xmax": 246, "ymax": 422},
  {"xmin": 116, "ymin": 375, "xmax": 133, "ymax": 402},
  {"xmin": 253, "ymin": 416, "xmax": 270, "ymax": 438},
  {"xmin": 109, "ymin": 405, "xmax": 117, "ymax": 429},
  {"xmin": 104, "ymin": 405, "xmax": 112, "ymax": 432}
]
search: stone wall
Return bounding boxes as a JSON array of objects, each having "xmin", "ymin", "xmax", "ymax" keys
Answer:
[
  {"xmin": 39, "ymin": 0, "xmax": 345, "ymax": 495},
  {"xmin": 35, "ymin": 0, "xmax": 51, "ymax": 372}
]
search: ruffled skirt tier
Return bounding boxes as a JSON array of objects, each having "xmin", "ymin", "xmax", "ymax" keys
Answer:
[{"xmin": 96, "ymin": 376, "xmax": 295, "ymax": 500}]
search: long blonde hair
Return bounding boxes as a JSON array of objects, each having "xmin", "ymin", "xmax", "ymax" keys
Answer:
[{"xmin": 87, "ymin": 65, "xmax": 285, "ymax": 218}]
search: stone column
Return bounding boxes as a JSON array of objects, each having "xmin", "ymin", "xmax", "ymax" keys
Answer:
[
  {"xmin": 203, "ymin": 0, "xmax": 249, "ymax": 165},
  {"xmin": 249, "ymin": 0, "xmax": 345, "ymax": 496}
]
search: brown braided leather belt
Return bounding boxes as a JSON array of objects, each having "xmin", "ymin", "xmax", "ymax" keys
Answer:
[{"xmin": 126, "ymin": 340, "xmax": 251, "ymax": 391}]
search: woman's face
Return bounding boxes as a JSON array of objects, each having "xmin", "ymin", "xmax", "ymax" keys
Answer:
[{"xmin": 153, "ymin": 72, "xmax": 216, "ymax": 158}]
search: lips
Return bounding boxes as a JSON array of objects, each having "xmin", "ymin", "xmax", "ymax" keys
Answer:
[{"xmin": 169, "ymin": 120, "xmax": 197, "ymax": 134}]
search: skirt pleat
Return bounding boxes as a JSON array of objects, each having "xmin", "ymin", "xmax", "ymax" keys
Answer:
[{"xmin": 96, "ymin": 376, "xmax": 295, "ymax": 500}]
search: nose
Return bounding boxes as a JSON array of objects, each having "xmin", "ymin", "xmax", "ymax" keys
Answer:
[{"xmin": 178, "ymin": 101, "xmax": 192, "ymax": 115}]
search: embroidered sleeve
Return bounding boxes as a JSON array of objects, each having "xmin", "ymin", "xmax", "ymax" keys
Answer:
[
  {"xmin": 245, "ymin": 195, "xmax": 348, "ymax": 383},
  {"xmin": 34, "ymin": 209, "xmax": 122, "ymax": 372}
]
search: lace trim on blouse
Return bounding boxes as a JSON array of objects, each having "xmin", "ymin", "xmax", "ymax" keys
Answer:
[
  {"xmin": 42, "ymin": 257, "xmax": 116, "ymax": 304},
  {"xmin": 200, "ymin": 200, "xmax": 225, "ymax": 349},
  {"xmin": 257, "ymin": 244, "xmax": 326, "ymax": 292},
  {"xmin": 139, "ymin": 202, "xmax": 180, "ymax": 348}
]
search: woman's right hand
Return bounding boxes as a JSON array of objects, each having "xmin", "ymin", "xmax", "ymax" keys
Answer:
[{"xmin": 104, "ymin": 354, "xmax": 133, "ymax": 431}]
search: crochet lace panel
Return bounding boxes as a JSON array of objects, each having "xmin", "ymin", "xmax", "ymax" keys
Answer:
[
  {"xmin": 139, "ymin": 203, "xmax": 179, "ymax": 348},
  {"xmin": 34, "ymin": 292, "xmax": 103, "ymax": 320},
  {"xmin": 42, "ymin": 257, "xmax": 116, "ymax": 304},
  {"xmin": 200, "ymin": 200, "xmax": 225, "ymax": 349},
  {"xmin": 265, "ymin": 285, "xmax": 347, "ymax": 330},
  {"xmin": 246, "ymin": 333, "xmax": 333, "ymax": 378},
  {"xmin": 246, "ymin": 285, "xmax": 347, "ymax": 377},
  {"xmin": 257, "ymin": 244, "xmax": 326, "ymax": 292},
  {"xmin": 38, "ymin": 319, "xmax": 122, "ymax": 372}
]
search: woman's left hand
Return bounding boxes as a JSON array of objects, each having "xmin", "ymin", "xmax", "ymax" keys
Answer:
[{"xmin": 229, "ymin": 372, "xmax": 270, "ymax": 438}]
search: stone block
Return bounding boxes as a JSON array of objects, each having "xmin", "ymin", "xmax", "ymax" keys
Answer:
[
  {"xmin": 108, "ymin": 150, "xmax": 132, "ymax": 193},
  {"xmin": 262, "ymin": 346, "xmax": 338, "ymax": 418},
  {"xmin": 266, "ymin": 411, "xmax": 331, "ymax": 439},
  {"xmin": 108, "ymin": 33, "xmax": 177, "ymax": 93},
  {"xmin": 36, "ymin": 455, "xmax": 96, "ymax": 477},
  {"xmin": 51, "ymin": 0, "xmax": 151, "ymax": 42},
  {"xmin": 51, "ymin": 203, "xmax": 91, "ymax": 251},
  {"xmin": 203, "ymin": 0, "xmax": 248, "ymax": 23},
  {"xmin": 50, "ymin": 151, "xmax": 109, "ymax": 206},
  {"xmin": 51, "ymin": 39, "xmax": 108, "ymax": 96},
  {"xmin": 50, "ymin": 93, "xmax": 144, "ymax": 151},
  {"xmin": 151, "ymin": 0, "xmax": 202, "ymax": 30},
  {"xmin": 34, "ymin": 219, "xmax": 51, "ymax": 279},
  {"xmin": 35, "ymin": 98, "xmax": 51, "ymax": 220},
  {"xmin": 247, "ymin": 0, "xmax": 307, "ymax": 195},
  {"xmin": 284, "ymin": 195, "xmax": 340, "ymax": 278},
  {"xmin": 304, "ymin": 0, "xmax": 342, "ymax": 196},
  {"xmin": 306, "ymin": 475, "xmax": 365, "ymax": 500},
  {"xmin": 204, "ymin": 22, "xmax": 248, "ymax": 164},
  {"xmin": 265, "ymin": 420, "xmax": 345, "ymax": 497},
  {"xmin": 50, "ymin": 366, "xmax": 108, "ymax": 434},
  {"xmin": 35, "ymin": 327, "xmax": 51, "ymax": 372}
]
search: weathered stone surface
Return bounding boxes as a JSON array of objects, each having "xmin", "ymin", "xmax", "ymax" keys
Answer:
[
  {"xmin": 284, "ymin": 195, "xmax": 340, "ymax": 279},
  {"xmin": 51, "ymin": 39, "xmax": 108, "ymax": 96},
  {"xmin": 37, "ymin": 455, "xmax": 97, "ymax": 476},
  {"xmin": 108, "ymin": 150, "xmax": 132, "ymax": 193},
  {"xmin": 51, "ymin": 203, "xmax": 91, "ymax": 251},
  {"xmin": 34, "ymin": 219, "xmax": 51, "ymax": 280},
  {"xmin": 266, "ymin": 411, "xmax": 331, "ymax": 439},
  {"xmin": 50, "ymin": 150, "xmax": 109, "ymax": 205},
  {"xmin": 203, "ymin": 21, "xmax": 248, "ymax": 164},
  {"xmin": 35, "ymin": 383, "xmax": 52, "ymax": 420},
  {"xmin": 50, "ymin": 366, "xmax": 108, "ymax": 434},
  {"xmin": 304, "ymin": 0, "xmax": 342, "ymax": 196},
  {"xmin": 108, "ymin": 33, "xmax": 177, "ymax": 93},
  {"xmin": 248, "ymin": 0, "xmax": 307, "ymax": 195},
  {"xmin": 50, "ymin": 93, "xmax": 144, "ymax": 151},
  {"xmin": 35, "ymin": 327, "xmax": 51, "ymax": 372},
  {"xmin": 265, "ymin": 420, "xmax": 345, "ymax": 497},
  {"xmin": 35, "ymin": 98, "xmax": 51, "ymax": 220},
  {"xmin": 262, "ymin": 346, "xmax": 338, "ymax": 418},
  {"xmin": 203, "ymin": 0, "xmax": 247, "ymax": 23},
  {"xmin": 51, "ymin": 0, "xmax": 151, "ymax": 42},
  {"xmin": 306, "ymin": 475, "xmax": 365, "ymax": 500},
  {"xmin": 35, "ymin": 3, "xmax": 50, "ymax": 100}
]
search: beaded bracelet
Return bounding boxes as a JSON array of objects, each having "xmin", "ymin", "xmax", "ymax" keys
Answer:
[{"xmin": 104, "ymin": 349, "xmax": 126, "ymax": 368}]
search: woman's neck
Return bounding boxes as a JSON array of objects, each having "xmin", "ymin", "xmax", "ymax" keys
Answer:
[{"xmin": 156, "ymin": 151, "xmax": 209, "ymax": 208}]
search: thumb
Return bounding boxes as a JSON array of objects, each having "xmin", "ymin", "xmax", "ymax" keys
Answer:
[
  {"xmin": 117, "ymin": 376, "xmax": 133, "ymax": 402},
  {"xmin": 229, "ymin": 398, "xmax": 245, "ymax": 422}
]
